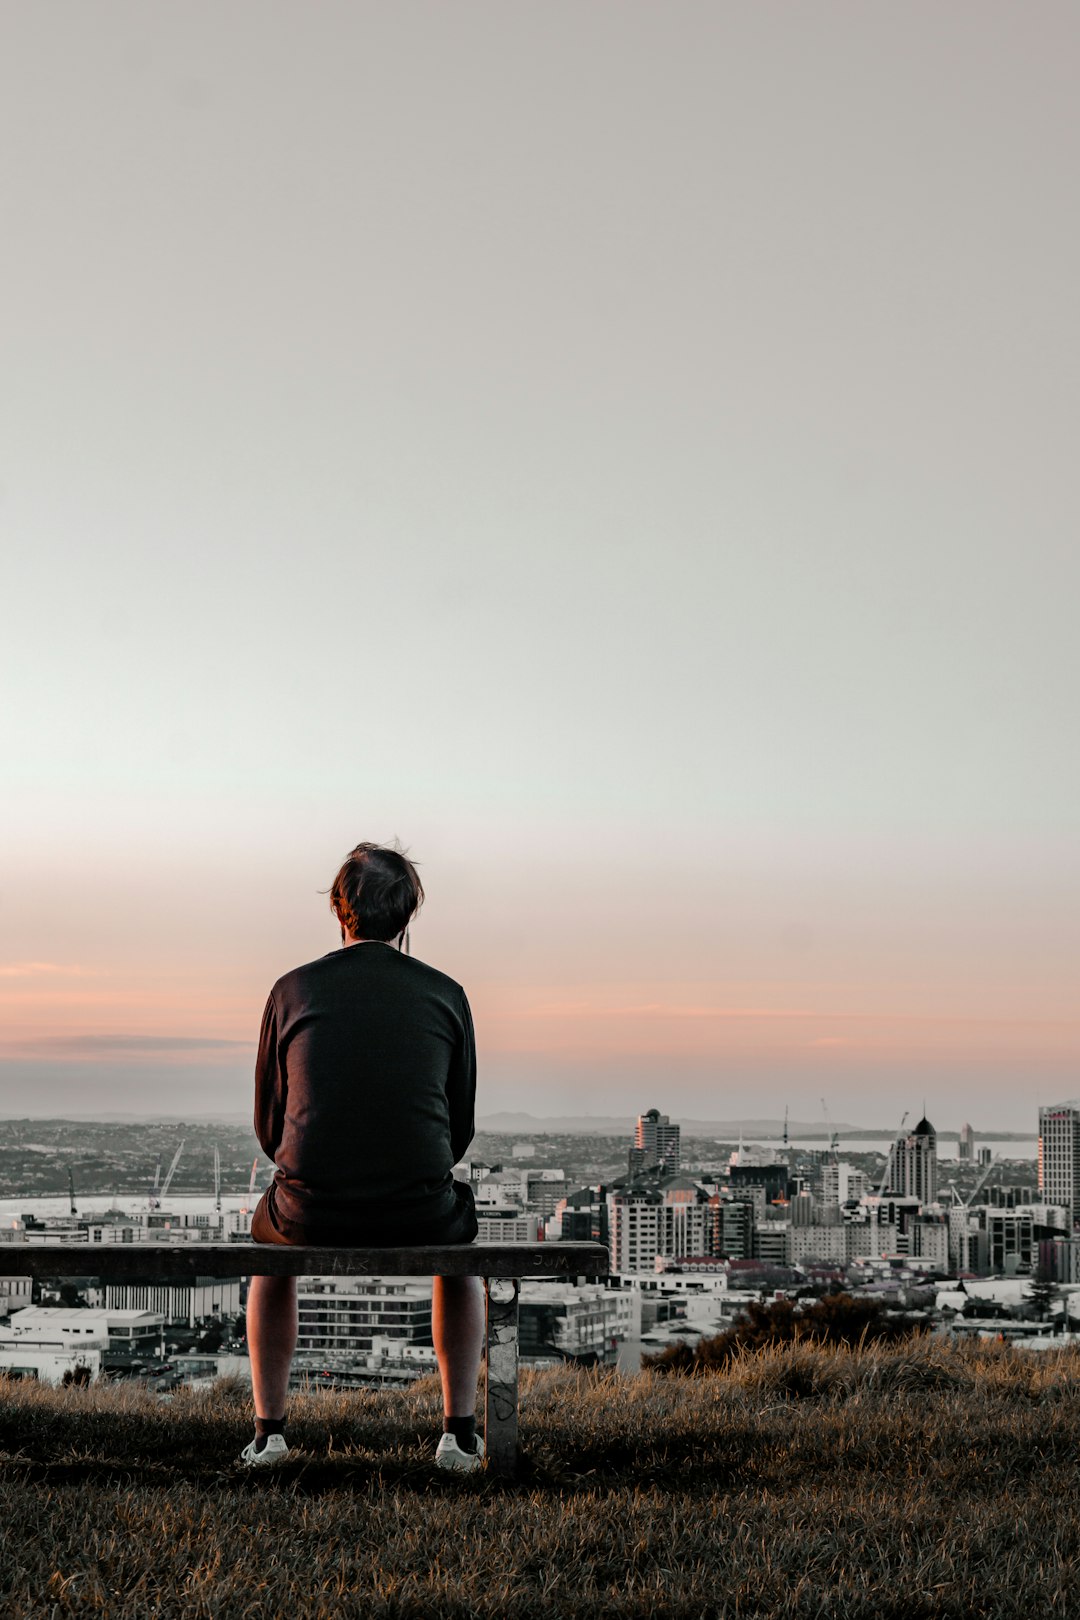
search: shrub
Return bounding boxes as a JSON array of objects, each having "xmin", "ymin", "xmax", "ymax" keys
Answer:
[{"xmin": 643, "ymin": 1291, "xmax": 927, "ymax": 1374}]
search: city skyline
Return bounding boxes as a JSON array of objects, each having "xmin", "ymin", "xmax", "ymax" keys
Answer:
[{"xmin": 2, "ymin": 5, "xmax": 1078, "ymax": 1130}]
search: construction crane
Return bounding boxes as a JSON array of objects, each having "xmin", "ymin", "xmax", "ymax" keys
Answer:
[
  {"xmin": 147, "ymin": 1153, "xmax": 163, "ymax": 1211},
  {"xmin": 213, "ymin": 1146, "xmax": 221, "ymax": 1214},
  {"xmin": 240, "ymin": 1158, "xmax": 259, "ymax": 1214},
  {"xmin": 958, "ymin": 1153, "xmax": 1000, "ymax": 1209},
  {"xmin": 876, "ymin": 1110, "xmax": 909, "ymax": 1196},
  {"xmin": 820, "ymin": 1098, "xmax": 840, "ymax": 1159},
  {"xmin": 156, "ymin": 1141, "xmax": 185, "ymax": 1207}
]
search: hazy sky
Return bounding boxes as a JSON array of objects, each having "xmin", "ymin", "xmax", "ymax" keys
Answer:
[{"xmin": 2, "ymin": 3, "xmax": 1077, "ymax": 1131}]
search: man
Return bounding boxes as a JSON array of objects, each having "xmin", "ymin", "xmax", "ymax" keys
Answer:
[{"xmin": 241, "ymin": 841, "xmax": 485, "ymax": 1471}]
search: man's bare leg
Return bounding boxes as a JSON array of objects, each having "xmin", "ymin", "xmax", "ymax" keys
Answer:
[
  {"xmin": 247, "ymin": 1274, "xmax": 298, "ymax": 1423},
  {"xmin": 432, "ymin": 1274, "xmax": 485, "ymax": 1443}
]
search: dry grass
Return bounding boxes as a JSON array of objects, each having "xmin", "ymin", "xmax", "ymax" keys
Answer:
[{"xmin": 2, "ymin": 1338, "xmax": 1079, "ymax": 1618}]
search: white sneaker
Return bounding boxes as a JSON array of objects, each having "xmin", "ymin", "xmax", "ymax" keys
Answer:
[
  {"xmin": 238, "ymin": 1433, "xmax": 290, "ymax": 1466},
  {"xmin": 435, "ymin": 1431, "xmax": 485, "ymax": 1473}
]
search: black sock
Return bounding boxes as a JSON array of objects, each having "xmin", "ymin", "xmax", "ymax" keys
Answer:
[
  {"xmin": 443, "ymin": 1415, "xmax": 476, "ymax": 1454},
  {"xmin": 254, "ymin": 1415, "xmax": 286, "ymax": 1453}
]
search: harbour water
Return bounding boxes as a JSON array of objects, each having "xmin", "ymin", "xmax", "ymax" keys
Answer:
[
  {"xmin": 759, "ymin": 1136, "xmax": 1038, "ymax": 1159},
  {"xmin": 0, "ymin": 1193, "xmax": 256, "ymax": 1223},
  {"xmin": 1, "ymin": 1138, "xmax": 1039, "ymax": 1224}
]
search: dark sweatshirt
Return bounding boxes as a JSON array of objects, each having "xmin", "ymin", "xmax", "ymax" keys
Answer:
[{"xmin": 254, "ymin": 942, "xmax": 476, "ymax": 1239}]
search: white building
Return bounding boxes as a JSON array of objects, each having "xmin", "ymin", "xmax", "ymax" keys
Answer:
[
  {"xmin": 0, "ymin": 1276, "xmax": 32, "ymax": 1314},
  {"xmin": 790, "ymin": 1224, "xmax": 848, "ymax": 1265},
  {"xmin": 475, "ymin": 1169, "xmax": 566, "ymax": 1219},
  {"xmin": 609, "ymin": 1179, "xmax": 710, "ymax": 1274},
  {"xmin": 518, "ymin": 1282, "xmax": 629, "ymax": 1364},
  {"xmin": 296, "ymin": 1277, "xmax": 434, "ymax": 1355},
  {"xmin": 909, "ymin": 1215, "xmax": 950, "ymax": 1271},
  {"xmin": 0, "ymin": 1339, "xmax": 104, "ymax": 1385},
  {"xmin": 94, "ymin": 1278, "xmax": 240, "ymax": 1327},
  {"xmin": 0, "ymin": 1306, "xmax": 164, "ymax": 1384},
  {"xmin": 475, "ymin": 1212, "xmax": 541, "ymax": 1242},
  {"xmin": 821, "ymin": 1162, "xmax": 871, "ymax": 1206},
  {"xmin": 3, "ymin": 1306, "xmax": 164, "ymax": 1348}
]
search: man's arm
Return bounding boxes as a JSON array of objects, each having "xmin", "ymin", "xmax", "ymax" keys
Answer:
[
  {"xmin": 254, "ymin": 991, "xmax": 286, "ymax": 1161},
  {"xmin": 447, "ymin": 988, "xmax": 477, "ymax": 1165}
]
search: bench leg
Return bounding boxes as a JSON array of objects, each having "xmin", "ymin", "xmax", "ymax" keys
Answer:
[{"xmin": 483, "ymin": 1277, "xmax": 520, "ymax": 1478}]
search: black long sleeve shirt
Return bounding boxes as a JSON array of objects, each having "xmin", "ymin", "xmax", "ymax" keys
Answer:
[{"xmin": 254, "ymin": 942, "xmax": 476, "ymax": 1239}]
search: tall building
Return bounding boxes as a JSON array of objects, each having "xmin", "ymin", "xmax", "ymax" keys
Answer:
[
  {"xmin": 821, "ymin": 1161, "xmax": 869, "ymax": 1206},
  {"xmin": 885, "ymin": 1116, "xmax": 937, "ymax": 1205},
  {"xmin": 958, "ymin": 1122, "xmax": 975, "ymax": 1162},
  {"xmin": 609, "ymin": 1175, "xmax": 708, "ymax": 1273},
  {"xmin": 632, "ymin": 1109, "xmax": 681, "ymax": 1174},
  {"xmin": 728, "ymin": 1161, "xmax": 790, "ymax": 1206},
  {"xmin": 707, "ymin": 1195, "xmax": 754, "ymax": 1261},
  {"xmin": 1038, "ymin": 1104, "xmax": 1080, "ymax": 1217}
]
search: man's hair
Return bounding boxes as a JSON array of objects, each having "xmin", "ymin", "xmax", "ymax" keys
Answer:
[{"xmin": 328, "ymin": 842, "xmax": 425, "ymax": 942}]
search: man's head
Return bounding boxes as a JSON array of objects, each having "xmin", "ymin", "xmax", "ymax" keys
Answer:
[{"xmin": 329, "ymin": 842, "xmax": 425, "ymax": 944}]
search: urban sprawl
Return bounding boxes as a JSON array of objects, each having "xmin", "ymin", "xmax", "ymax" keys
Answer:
[{"xmin": 1, "ymin": 1105, "xmax": 1075, "ymax": 1389}]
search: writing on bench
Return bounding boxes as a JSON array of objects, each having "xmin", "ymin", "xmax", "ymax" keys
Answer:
[{"xmin": 2, "ymin": 1240, "xmax": 610, "ymax": 1477}]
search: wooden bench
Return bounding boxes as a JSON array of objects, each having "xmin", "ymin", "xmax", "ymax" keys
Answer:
[{"xmin": 3, "ymin": 1240, "xmax": 610, "ymax": 1476}]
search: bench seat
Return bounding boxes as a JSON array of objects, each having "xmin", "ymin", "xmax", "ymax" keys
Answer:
[{"xmin": 1, "ymin": 1240, "xmax": 610, "ymax": 1475}]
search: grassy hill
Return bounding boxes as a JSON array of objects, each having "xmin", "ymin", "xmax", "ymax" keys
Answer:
[{"xmin": 2, "ymin": 1339, "xmax": 1078, "ymax": 1618}]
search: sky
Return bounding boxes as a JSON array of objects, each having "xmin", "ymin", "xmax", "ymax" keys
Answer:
[{"xmin": 1, "ymin": 3, "xmax": 1077, "ymax": 1132}]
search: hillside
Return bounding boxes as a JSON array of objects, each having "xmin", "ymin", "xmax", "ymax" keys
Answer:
[{"xmin": 1, "ymin": 1340, "xmax": 1078, "ymax": 1618}]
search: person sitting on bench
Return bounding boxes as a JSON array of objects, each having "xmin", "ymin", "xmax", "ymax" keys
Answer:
[{"xmin": 242, "ymin": 839, "xmax": 484, "ymax": 1471}]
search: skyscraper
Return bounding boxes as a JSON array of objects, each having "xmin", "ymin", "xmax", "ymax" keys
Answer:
[
  {"xmin": 885, "ymin": 1116, "xmax": 937, "ymax": 1205},
  {"xmin": 1038, "ymin": 1104, "xmax": 1080, "ymax": 1218},
  {"xmin": 632, "ymin": 1108, "xmax": 681, "ymax": 1173},
  {"xmin": 958, "ymin": 1122, "xmax": 975, "ymax": 1163}
]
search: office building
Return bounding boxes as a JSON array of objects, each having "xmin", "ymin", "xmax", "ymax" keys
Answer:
[
  {"xmin": 885, "ymin": 1116, "xmax": 937, "ymax": 1204},
  {"xmin": 550, "ymin": 1185, "xmax": 609, "ymax": 1248},
  {"xmin": 518, "ymin": 1283, "xmax": 625, "ymax": 1366},
  {"xmin": 823, "ymin": 1162, "xmax": 870, "ymax": 1204},
  {"xmin": 909, "ymin": 1215, "xmax": 950, "ymax": 1271},
  {"xmin": 985, "ymin": 1209, "xmax": 1035, "ymax": 1275},
  {"xmin": 609, "ymin": 1176, "xmax": 709, "ymax": 1274},
  {"xmin": 475, "ymin": 1211, "xmax": 541, "ymax": 1242},
  {"xmin": 752, "ymin": 1223, "xmax": 791, "ymax": 1267},
  {"xmin": 958, "ymin": 1123, "xmax": 975, "ymax": 1162},
  {"xmin": 728, "ymin": 1161, "xmax": 790, "ymax": 1207},
  {"xmin": 296, "ymin": 1278, "xmax": 434, "ymax": 1355},
  {"xmin": 1038, "ymin": 1238, "xmax": 1080, "ymax": 1284},
  {"xmin": 789, "ymin": 1224, "xmax": 848, "ymax": 1265},
  {"xmin": 631, "ymin": 1109, "xmax": 681, "ymax": 1174},
  {"xmin": 1038, "ymin": 1104, "xmax": 1080, "ymax": 1218},
  {"xmin": 706, "ymin": 1194, "xmax": 754, "ymax": 1261}
]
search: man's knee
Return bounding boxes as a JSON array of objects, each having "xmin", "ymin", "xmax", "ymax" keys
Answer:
[{"xmin": 434, "ymin": 1273, "xmax": 482, "ymax": 1292}]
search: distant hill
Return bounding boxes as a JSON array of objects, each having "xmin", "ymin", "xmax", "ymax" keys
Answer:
[{"xmin": 476, "ymin": 1112, "xmax": 876, "ymax": 1137}]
